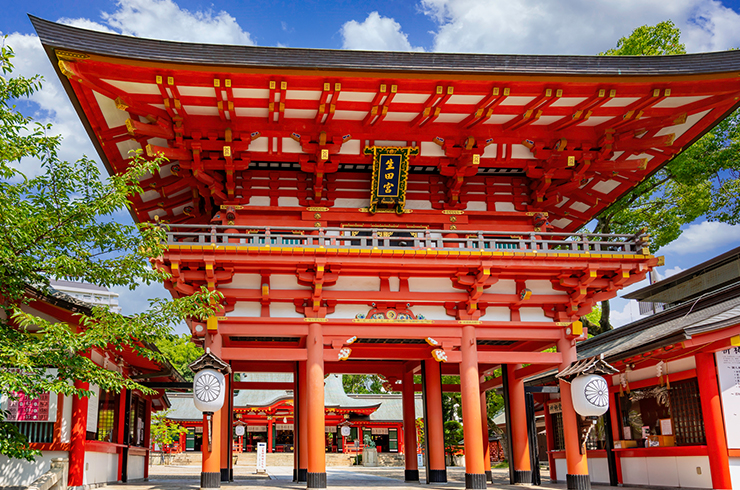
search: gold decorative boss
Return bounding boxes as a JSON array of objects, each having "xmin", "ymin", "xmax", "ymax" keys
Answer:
[{"xmin": 364, "ymin": 146, "xmax": 419, "ymax": 214}]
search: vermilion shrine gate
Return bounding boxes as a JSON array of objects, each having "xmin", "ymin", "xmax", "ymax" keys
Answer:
[{"xmin": 33, "ymin": 16, "xmax": 740, "ymax": 490}]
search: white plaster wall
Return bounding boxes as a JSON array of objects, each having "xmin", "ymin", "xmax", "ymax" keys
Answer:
[
  {"xmin": 248, "ymin": 196, "xmax": 271, "ymax": 206},
  {"xmin": 229, "ymin": 301, "xmax": 261, "ymax": 317},
  {"xmin": 271, "ymin": 275, "xmax": 311, "ymax": 290},
  {"xmin": 410, "ymin": 306, "xmax": 451, "ymax": 320},
  {"xmin": 621, "ymin": 457, "xmax": 649, "ymax": 485},
  {"xmin": 0, "ymin": 451, "xmax": 68, "ymax": 487},
  {"xmin": 277, "ymin": 196, "xmax": 299, "ymax": 207},
  {"xmin": 526, "ymin": 280, "xmax": 566, "ymax": 295},
  {"xmin": 83, "ymin": 451, "xmax": 118, "ymax": 485},
  {"xmin": 408, "ymin": 277, "xmax": 458, "ymax": 293},
  {"xmin": 333, "ymin": 198, "xmax": 369, "ymax": 208},
  {"xmin": 487, "ymin": 280, "xmax": 516, "ymax": 294},
  {"xmin": 554, "ymin": 458, "xmax": 567, "ymax": 482},
  {"xmin": 587, "ymin": 457, "xmax": 610, "ymax": 484},
  {"xmin": 519, "ymin": 307, "xmax": 550, "ymax": 322},
  {"xmin": 332, "ymin": 276, "xmax": 381, "ymax": 291},
  {"xmin": 128, "ymin": 454, "xmax": 146, "ymax": 481},
  {"xmin": 495, "ymin": 202, "xmax": 516, "ymax": 212},
  {"xmin": 620, "ymin": 456, "xmax": 711, "ymax": 488},
  {"xmin": 406, "ymin": 200, "xmax": 433, "ymax": 210},
  {"xmin": 675, "ymin": 456, "xmax": 712, "ymax": 488},
  {"xmin": 326, "ymin": 304, "xmax": 364, "ymax": 319},
  {"xmin": 729, "ymin": 456, "xmax": 740, "ymax": 490},
  {"xmin": 466, "ymin": 201, "xmax": 487, "ymax": 211},
  {"xmin": 220, "ymin": 273, "xmax": 261, "ymax": 289},
  {"xmin": 388, "ymin": 277, "xmax": 400, "ymax": 292},
  {"xmin": 269, "ymin": 303, "xmax": 304, "ymax": 318},
  {"xmin": 60, "ymin": 394, "xmax": 73, "ymax": 443},
  {"xmin": 479, "ymin": 307, "xmax": 510, "ymax": 322}
]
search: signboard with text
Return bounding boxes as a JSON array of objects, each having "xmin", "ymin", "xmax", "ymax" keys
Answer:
[
  {"xmin": 256, "ymin": 442, "xmax": 267, "ymax": 472},
  {"xmin": 364, "ymin": 146, "xmax": 419, "ymax": 214},
  {"xmin": 717, "ymin": 347, "xmax": 740, "ymax": 448}
]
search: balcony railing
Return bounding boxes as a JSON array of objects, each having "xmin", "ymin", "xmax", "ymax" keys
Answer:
[{"xmin": 163, "ymin": 224, "xmax": 650, "ymax": 256}]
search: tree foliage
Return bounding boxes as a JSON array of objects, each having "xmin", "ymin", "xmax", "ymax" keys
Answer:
[
  {"xmin": 150, "ymin": 409, "xmax": 187, "ymax": 464},
  {"xmin": 342, "ymin": 374, "xmax": 385, "ymax": 394},
  {"xmin": 155, "ymin": 333, "xmax": 204, "ymax": 382},
  {"xmin": 0, "ymin": 42, "xmax": 218, "ymax": 460},
  {"xmin": 600, "ymin": 20, "xmax": 686, "ymax": 56},
  {"xmin": 588, "ymin": 22, "xmax": 740, "ymax": 331}
]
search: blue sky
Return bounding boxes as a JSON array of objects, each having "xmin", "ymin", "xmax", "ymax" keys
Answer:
[{"xmin": 3, "ymin": 0, "xmax": 740, "ymax": 331}]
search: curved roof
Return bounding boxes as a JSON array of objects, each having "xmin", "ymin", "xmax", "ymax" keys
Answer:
[{"xmin": 30, "ymin": 15, "xmax": 740, "ymax": 76}]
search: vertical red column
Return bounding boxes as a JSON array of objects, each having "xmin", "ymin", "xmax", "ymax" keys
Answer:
[
  {"xmin": 220, "ymin": 373, "xmax": 231, "ymax": 481},
  {"xmin": 69, "ymin": 380, "xmax": 89, "ymax": 487},
  {"xmin": 557, "ymin": 334, "xmax": 589, "ymax": 490},
  {"xmin": 479, "ymin": 378, "xmax": 492, "ymax": 483},
  {"xmin": 543, "ymin": 399, "xmax": 557, "ymax": 482},
  {"xmin": 201, "ymin": 334, "xmax": 223, "ymax": 490},
  {"xmin": 402, "ymin": 369, "xmax": 419, "ymax": 482},
  {"xmin": 267, "ymin": 418, "xmax": 274, "ymax": 453},
  {"xmin": 306, "ymin": 322, "xmax": 326, "ymax": 488},
  {"xmin": 144, "ymin": 398, "xmax": 152, "ymax": 480},
  {"xmin": 117, "ymin": 387, "xmax": 127, "ymax": 481},
  {"xmin": 298, "ymin": 361, "xmax": 308, "ymax": 482},
  {"xmin": 424, "ymin": 359, "xmax": 446, "ymax": 483},
  {"xmin": 696, "ymin": 352, "xmax": 732, "ymax": 489},
  {"xmin": 507, "ymin": 364, "xmax": 532, "ymax": 483},
  {"xmin": 460, "ymin": 325, "xmax": 486, "ymax": 489}
]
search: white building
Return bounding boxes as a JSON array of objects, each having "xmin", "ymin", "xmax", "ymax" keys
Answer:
[{"xmin": 50, "ymin": 280, "xmax": 121, "ymax": 314}]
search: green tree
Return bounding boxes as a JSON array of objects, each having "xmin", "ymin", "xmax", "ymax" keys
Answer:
[
  {"xmin": 0, "ymin": 42, "xmax": 218, "ymax": 460},
  {"xmin": 155, "ymin": 334, "xmax": 204, "ymax": 382},
  {"xmin": 443, "ymin": 420, "xmax": 463, "ymax": 462},
  {"xmin": 342, "ymin": 374, "xmax": 385, "ymax": 394},
  {"xmin": 600, "ymin": 20, "xmax": 686, "ymax": 56},
  {"xmin": 589, "ymin": 22, "xmax": 740, "ymax": 332},
  {"xmin": 150, "ymin": 409, "xmax": 187, "ymax": 464}
]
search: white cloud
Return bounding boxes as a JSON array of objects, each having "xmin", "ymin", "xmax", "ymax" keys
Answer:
[
  {"xmin": 60, "ymin": 0, "xmax": 254, "ymax": 45},
  {"xmin": 419, "ymin": 0, "xmax": 740, "ymax": 54},
  {"xmin": 3, "ymin": 0, "xmax": 254, "ymax": 321},
  {"xmin": 610, "ymin": 299, "xmax": 646, "ymax": 327},
  {"xmin": 341, "ymin": 12, "xmax": 424, "ymax": 51},
  {"xmin": 661, "ymin": 221, "xmax": 740, "ymax": 255}
]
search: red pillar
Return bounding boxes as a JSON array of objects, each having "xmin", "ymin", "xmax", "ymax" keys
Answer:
[
  {"xmin": 298, "ymin": 361, "xmax": 308, "ymax": 481},
  {"xmin": 696, "ymin": 352, "xmax": 732, "ymax": 489},
  {"xmin": 267, "ymin": 418, "xmax": 274, "ymax": 453},
  {"xmin": 460, "ymin": 325, "xmax": 486, "ymax": 489},
  {"xmin": 202, "ymin": 334, "xmax": 223, "ymax": 489},
  {"xmin": 306, "ymin": 322, "xmax": 326, "ymax": 488},
  {"xmin": 507, "ymin": 363, "xmax": 532, "ymax": 483},
  {"xmin": 424, "ymin": 359, "xmax": 446, "ymax": 483},
  {"xmin": 557, "ymin": 334, "xmax": 589, "ymax": 490},
  {"xmin": 117, "ymin": 388, "xmax": 127, "ymax": 481},
  {"xmin": 608, "ymin": 392, "xmax": 623, "ymax": 484},
  {"xmin": 69, "ymin": 380, "xmax": 89, "ymax": 487},
  {"xmin": 220, "ymin": 373, "xmax": 230, "ymax": 481},
  {"xmin": 480, "ymin": 377, "xmax": 492, "ymax": 483},
  {"xmin": 402, "ymin": 369, "xmax": 419, "ymax": 482},
  {"xmin": 144, "ymin": 398, "xmax": 152, "ymax": 480}
]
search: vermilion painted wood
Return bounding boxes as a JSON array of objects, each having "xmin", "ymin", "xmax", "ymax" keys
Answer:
[
  {"xmin": 69, "ymin": 381, "xmax": 89, "ymax": 487},
  {"xmin": 696, "ymin": 352, "xmax": 732, "ymax": 489},
  {"xmin": 608, "ymin": 369, "xmax": 697, "ymax": 393}
]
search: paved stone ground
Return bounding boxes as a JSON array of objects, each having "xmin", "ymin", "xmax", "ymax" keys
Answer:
[{"xmin": 116, "ymin": 465, "xmax": 629, "ymax": 490}]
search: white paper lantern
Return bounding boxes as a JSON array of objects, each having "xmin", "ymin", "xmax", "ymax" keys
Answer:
[
  {"xmin": 235, "ymin": 425, "xmax": 245, "ymax": 436},
  {"xmin": 570, "ymin": 374, "xmax": 609, "ymax": 417},
  {"xmin": 193, "ymin": 368, "xmax": 226, "ymax": 413},
  {"xmin": 341, "ymin": 426, "xmax": 351, "ymax": 437}
]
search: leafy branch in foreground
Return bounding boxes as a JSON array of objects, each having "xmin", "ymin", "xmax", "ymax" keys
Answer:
[{"xmin": 0, "ymin": 41, "xmax": 218, "ymax": 460}]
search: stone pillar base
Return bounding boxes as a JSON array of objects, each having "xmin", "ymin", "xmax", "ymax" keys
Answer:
[
  {"xmin": 405, "ymin": 469, "xmax": 419, "ymax": 482},
  {"xmin": 220, "ymin": 468, "xmax": 229, "ymax": 482},
  {"xmin": 514, "ymin": 469, "xmax": 532, "ymax": 485},
  {"xmin": 307, "ymin": 472, "xmax": 327, "ymax": 488},
  {"xmin": 485, "ymin": 470, "xmax": 493, "ymax": 483},
  {"xmin": 297, "ymin": 468, "xmax": 308, "ymax": 482},
  {"xmin": 200, "ymin": 471, "xmax": 220, "ymax": 489},
  {"xmin": 567, "ymin": 474, "xmax": 591, "ymax": 490},
  {"xmin": 429, "ymin": 469, "xmax": 447, "ymax": 483},
  {"xmin": 465, "ymin": 473, "xmax": 487, "ymax": 489}
]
